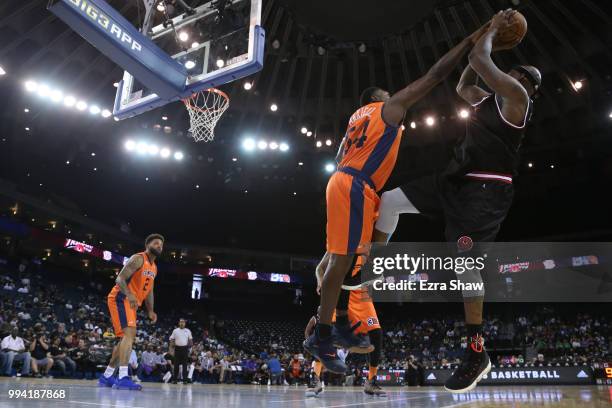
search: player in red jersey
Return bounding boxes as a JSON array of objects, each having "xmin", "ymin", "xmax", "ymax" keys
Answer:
[
  {"xmin": 305, "ymin": 23, "xmax": 492, "ymax": 373},
  {"xmin": 98, "ymin": 233, "xmax": 164, "ymax": 390}
]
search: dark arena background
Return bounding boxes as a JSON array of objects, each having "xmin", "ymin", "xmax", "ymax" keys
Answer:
[{"xmin": 0, "ymin": 0, "xmax": 611, "ymax": 407}]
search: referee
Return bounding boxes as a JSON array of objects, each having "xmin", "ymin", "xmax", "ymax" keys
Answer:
[{"xmin": 170, "ymin": 318, "xmax": 193, "ymax": 384}]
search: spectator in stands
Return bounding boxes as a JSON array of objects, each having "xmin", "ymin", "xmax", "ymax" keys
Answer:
[
  {"xmin": 102, "ymin": 327, "xmax": 115, "ymax": 340},
  {"xmin": 287, "ymin": 354, "xmax": 304, "ymax": 385},
  {"xmin": 137, "ymin": 344, "xmax": 159, "ymax": 379},
  {"xmin": 267, "ymin": 352, "xmax": 282, "ymax": 385},
  {"xmin": 243, "ymin": 355, "xmax": 258, "ymax": 384},
  {"xmin": 1, "ymin": 327, "xmax": 31, "ymax": 376},
  {"xmin": 49, "ymin": 336, "xmax": 76, "ymax": 377},
  {"xmin": 30, "ymin": 332, "xmax": 53, "ymax": 378}
]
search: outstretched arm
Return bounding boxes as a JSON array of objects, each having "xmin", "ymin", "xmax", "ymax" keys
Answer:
[
  {"xmin": 468, "ymin": 10, "xmax": 528, "ymax": 119},
  {"xmin": 382, "ymin": 23, "xmax": 490, "ymax": 126},
  {"xmin": 457, "ymin": 65, "xmax": 491, "ymax": 106}
]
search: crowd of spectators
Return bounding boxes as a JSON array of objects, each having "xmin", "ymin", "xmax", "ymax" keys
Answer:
[{"xmin": 0, "ymin": 257, "xmax": 609, "ymax": 387}]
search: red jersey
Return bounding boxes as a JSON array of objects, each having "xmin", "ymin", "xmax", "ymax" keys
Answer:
[
  {"xmin": 339, "ymin": 102, "xmax": 403, "ymax": 191},
  {"xmin": 108, "ymin": 252, "xmax": 157, "ymax": 306}
]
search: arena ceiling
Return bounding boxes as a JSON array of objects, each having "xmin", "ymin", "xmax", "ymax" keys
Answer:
[{"xmin": 0, "ymin": 0, "xmax": 611, "ymax": 253}]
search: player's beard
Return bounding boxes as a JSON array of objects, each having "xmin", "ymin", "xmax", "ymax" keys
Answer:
[{"xmin": 149, "ymin": 247, "xmax": 162, "ymax": 257}]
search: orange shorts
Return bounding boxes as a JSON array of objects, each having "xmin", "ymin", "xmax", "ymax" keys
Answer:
[
  {"xmin": 326, "ymin": 171, "xmax": 380, "ymax": 255},
  {"xmin": 107, "ymin": 293, "xmax": 137, "ymax": 338},
  {"xmin": 333, "ymin": 288, "xmax": 380, "ymax": 335}
]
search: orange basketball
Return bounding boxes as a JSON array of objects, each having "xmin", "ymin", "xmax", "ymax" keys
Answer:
[{"xmin": 493, "ymin": 11, "xmax": 527, "ymax": 50}]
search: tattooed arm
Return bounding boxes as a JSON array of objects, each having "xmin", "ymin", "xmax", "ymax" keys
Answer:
[{"xmin": 115, "ymin": 254, "xmax": 143, "ymax": 310}]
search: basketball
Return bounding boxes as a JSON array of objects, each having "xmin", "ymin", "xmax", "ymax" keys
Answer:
[{"xmin": 493, "ymin": 11, "xmax": 528, "ymax": 49}]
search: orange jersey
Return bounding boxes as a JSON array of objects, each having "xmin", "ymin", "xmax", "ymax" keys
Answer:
[
  {"xmin": 339, "ymin": 102, "xmax": 403, "ymax": 192},
  {"xmin": 108, "ymin": 252, "xmax": 157, "ymax": 306}
]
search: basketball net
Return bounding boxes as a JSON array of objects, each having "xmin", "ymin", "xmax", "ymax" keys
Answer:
[{"xmin": 183, "ymin": 88, "xmax": 229, "ymax": 143}]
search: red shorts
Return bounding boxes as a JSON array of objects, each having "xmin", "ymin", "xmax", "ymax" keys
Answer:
[
  {"xmin": 107, "ymin": 293, "xmax": 137, "ymax": 338},
  {"xmin": 326, "ymin": 171, "xmax": 380, "ymax": 255}
]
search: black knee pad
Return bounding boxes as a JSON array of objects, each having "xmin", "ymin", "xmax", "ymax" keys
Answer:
[{"xmin": 368, "ymin": 328, "xmax": 383, "ymax": 367}]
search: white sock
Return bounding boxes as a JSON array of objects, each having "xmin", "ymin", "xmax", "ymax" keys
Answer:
[
  {"xmin": 103, "ymin": 366, "xmax": 115, "ymax": 378},
  {"xmin": 119, "ymin": 366, "xmax": 128, "ymax": 379},
  {"xmin": 188, "ymin": 364, "xmax": 194, "ymax": 379}
]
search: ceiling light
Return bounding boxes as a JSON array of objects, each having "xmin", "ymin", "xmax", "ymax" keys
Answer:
[
  {"xmin": 425, "ymin": 116, "xmax": 435, "ymax": 127},
  {"xmin": 38, "ymin": 84, "xmax": 50, "ymax": 98},
  {"xmin": 298, "ymin": 162, "xmax": 303, "ymax": 166},
  {"xmin": 325, "ymin": 163, "xmax": 335, "ymax": 173},
  {"xmin": 113, "ymin": 82, "xmax": 119, "ymax": 88},
  {"xmin": 24, "ymin": 108, "xmax": 29, "ymax": 113},
  {"xmin": 174, "ymin": 151, "xmax": 184, "ymax": 161},
  {"xmin": 160, "ymin": 147, "xmax": 171, "ymax": 158},
  {"xmin": 358, "ymin": 43, "xmax": 367, "ymax": 53},
  {"xmin": 232, "ymin": 157, "xmax": 237, "ymax": 162},
  {"xmin": 270, "ymin": 103, "xmax": 278, "ymax": 112},
  {"xmin": 125, "ymin": 140, "xmax": 136, "ymax": 151},
  {"xmin": 136, "ymin": 142, "xmax": 148, "ymax": 155},
  {"xmin": 316, "ymin": 141, "xmax": 322, "ymax": 148},
  {"xmin": 185, "ymin": 60, "xmax": 196, "ymax": 69},
  {"xmin": 528, "ymin": 162, "xmax": 533, "ymax": 168},
  {"xmin": 162, "ymin": 116, "xmax": 168, "ymax": 121},
  {"xmin": 216, "ymin": 59, "xmax": 225, "ymax": 68},
  {"xmin": 0, "ymin": 66, "xmax": 6, "ymax": 76},
  {"xmin": 156, "ymin": 1, "xmax": 165, "ymax": 11},
  {"xmin": 269, "ymin": 142, "xmax": 279, "ymax": 150},
  {"xmin": 101, "ymin": 109, "xmax": 112, "ymax": 118},
  {"xmin": 257, "ymin": 140, "xmax": 268, "ymax": 150},
  {"xmin": 279, "ymin": 142, "xmax": 289, "ymax": 152},
  {"xmin": 89, "ymin": 105, "xmax": 101, "ymax": 115},
  {"xmin": 25, "ymin": 80, "xmax": 38, "ymax": 92},
  {"xmin": 300, "ymin": 127, "xmax": 307, "ymax": 134},
  {"xmin": 63, "ymin": 95, "xmax": 76, "ymax": 107},
  {"xmin": 410, "ymin": 121, "xmax": 416, "ymax": 129},
  {"xmin": 25, "ymin": 127, "xmax": 30, "ymax": 131},
  {"xmin": 191, "ymin": 42, "xmax": 200, "ymax": 49},
  {"xmin": 272, "ymin": 39, "xmax": 281, "ymax": 49},
  {"xmin": 325, "ymin": 139, "xmax": 332, "ymax": 146},
  {"xmin": 50, "ymin": 90, "xmax": 63, "ymax": 103},
  {"xmin": 76, "ymin": 101, "xmax": 87, "ymax": 111},
  {"xmin": 307, "ymin": 131, "xmax": 313, "ymax": 137},
  {"xmin": 459, "ymin": 109, "xmax": 470, "ymax": 119},
  {"xmin": 243, "ymin": 82, "xmax": 252, "ymax": 90},
  {"xmin": 148, "ymin": 144, "xmax": 159, "ymax": 155},
  {"xmin": 573, "ymin": 80, "xmax": 583, "ymax": 90},
  {"xmin": 243, "ymin": 138, "xmax": 256, "ymax": 151},
  {"xmin": 179, "ymin": 31, "xmax": 189, "ymax": 42}
]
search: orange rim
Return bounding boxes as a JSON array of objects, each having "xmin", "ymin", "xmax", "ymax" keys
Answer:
[{"xmin": 182, "ymin": 88, "xmax": 229, "ymax": 113}]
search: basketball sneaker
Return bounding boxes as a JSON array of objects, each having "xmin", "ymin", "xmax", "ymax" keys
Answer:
[
  {"xmin": 112, "ymin": 376, "xmax": 143, "ymax": 391},
  {"xmin": 332, "ymin": 321, "xmax": 374, "ymax": 354},
  {"xmin": 97, "ymin": 375, "xmax": 116, "ymax": 387},
  {"xmin": 303, "ymin": 334, "xmax": 346, "ymax": 374},
  {"xmin": 305, "ymin": 375, "xmax": 323, "ymax": 397},
  {"xmin": 444, "ymin": 335, "xmax": 491, "ymax": 393},
  {"xmin": 363, "ymin": 378, "xmax": 387, "ymax": 397}
]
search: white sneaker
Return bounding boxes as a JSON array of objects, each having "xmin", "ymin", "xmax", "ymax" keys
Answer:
[
  {"xmin": 132, "ymin": 375, "xmax": 141, "ymax": 383},
  {"xmin": 163, "ymin": 372, "xmax": 172, "ymax": 383}
]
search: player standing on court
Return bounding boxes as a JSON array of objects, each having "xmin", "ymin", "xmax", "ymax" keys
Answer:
[
  {"xmin": 305, "ymin": 22, "xmax": 492, "ymax": 373},
  {"xmin": 98, "ymin": 234, "xmax": 164, "ymax": 390},
  {"xmin": 372, "ymin": 10, "xmax": 541, "ymax": 393}
]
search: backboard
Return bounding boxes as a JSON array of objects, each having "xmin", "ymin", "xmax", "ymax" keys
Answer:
[{"xmin": 113, "ymin": 0, "xmax": 264, "ymax": 119}]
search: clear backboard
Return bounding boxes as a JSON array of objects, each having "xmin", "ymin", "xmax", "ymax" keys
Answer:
[{"xmin": 113, "ymin": 0, "xmax": 264, "ymax": 119}]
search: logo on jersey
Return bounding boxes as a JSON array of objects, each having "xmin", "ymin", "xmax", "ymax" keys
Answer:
[
  {"xmin": 143, "ymin": 270, "xmax": 155, "ymax": 278},
  {"xmin": 366, "ymin": 317, "xmax": 379, "ymax": 326}
]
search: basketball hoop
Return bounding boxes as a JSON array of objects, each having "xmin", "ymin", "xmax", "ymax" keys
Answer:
[{"xmin": 183, "ymin": 88, "xmax": 229, "ymax": 143}]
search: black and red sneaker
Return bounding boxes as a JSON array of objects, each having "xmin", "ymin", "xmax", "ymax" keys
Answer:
[{"xmin": 444, "ymin": 335, "xmax": 491, "ymax": 393}]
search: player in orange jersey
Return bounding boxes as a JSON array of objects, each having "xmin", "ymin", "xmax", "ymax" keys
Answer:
[
  {"xmin": 305, "ymin": 22, "xmax": 492, "ymax": 373},
  {"xmin": 98, "ymin": 233, "xmax": 164, "ymax": 390}
]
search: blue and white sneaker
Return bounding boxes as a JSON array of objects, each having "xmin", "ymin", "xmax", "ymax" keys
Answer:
[
  {"xmin": 112, "ymin": 376, "xmax": 143, "ymax": 390},
  {"xmin": 98, "ymin": 375, "xmax": 116, "ymax": 387}
]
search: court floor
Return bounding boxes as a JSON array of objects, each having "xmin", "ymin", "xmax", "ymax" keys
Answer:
[{"xmin": 0, "ymin": 378, "xmax": 610, "ymax": 407}]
